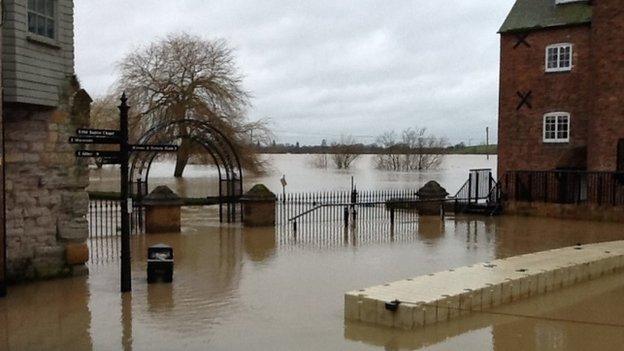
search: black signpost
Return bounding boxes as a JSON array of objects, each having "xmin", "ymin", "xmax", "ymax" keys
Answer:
[{"xmin": 71, "ymin": 93, "xmax": 178, "ymax": 293}]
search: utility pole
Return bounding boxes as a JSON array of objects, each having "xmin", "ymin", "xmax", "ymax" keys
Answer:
[{"xmin": 486, "ymin": 127, "xmax": 490, "ymax": 161}]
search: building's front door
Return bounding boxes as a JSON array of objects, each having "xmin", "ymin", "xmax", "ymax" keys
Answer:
[{"xmin": 618, "ymin": 139, "xmax": 624, "ymax": 172}]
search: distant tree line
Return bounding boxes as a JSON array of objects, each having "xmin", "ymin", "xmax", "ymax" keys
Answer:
[
  {"xmin": 258, "ymin": 139, "xmax": 496, "ymax": 156},
  {"xmin": 258, "ymin": 128, "xmax": 496, "ymax": 171}
]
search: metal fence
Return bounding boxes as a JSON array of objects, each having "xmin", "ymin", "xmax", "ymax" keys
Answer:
[
  {"xmin": 503, "ymin": 170, "xmax": 624, "ymax": 206},
  {"xmin": 88, "ymin": 198, "xmax": 144, "ymax": 238},
  {"xmin": 276, "ymin": 188, "xmax": 420, "ymax": 226},
  {"xmin": 454, "ymin": 169, "xmax": 497, "ymax": 212}
]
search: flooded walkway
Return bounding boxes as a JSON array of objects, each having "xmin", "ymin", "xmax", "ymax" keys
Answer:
[{"xmin": 1, "ymin": 209, "xmax": 624, "ymax": 350}]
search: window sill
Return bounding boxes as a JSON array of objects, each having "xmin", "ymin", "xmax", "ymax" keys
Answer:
[
  {"xmin": 545, "ymin": 68, "xmax": 572, "ymax": 74},
  {"xmin": 543, "ymin": 140, "xmax": 570, "ymax": 144},
  {"xmin": 27, "ymin": 34, "xmax": 61, "ymax": 49}
]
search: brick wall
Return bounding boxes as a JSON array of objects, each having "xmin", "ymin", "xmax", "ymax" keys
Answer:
[
  {"xmin": 588, "ymin": 1, "xmax": 624, "ymax": 171},
  {"xmin": 498, "ymin": 26, "xmax": 592, "ymax": 177}
]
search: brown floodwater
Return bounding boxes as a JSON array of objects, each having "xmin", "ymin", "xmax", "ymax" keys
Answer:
[
  {"xmin": 87, "ymin": 154, "xmax": 498, "ymax": 196},
  {"xmin": 2, "ymin": 211, "xmax": 624, "ymax": 351},
  {"xmin": 2, "ymin": 155, "xmax": 624, "ymax": 350}
]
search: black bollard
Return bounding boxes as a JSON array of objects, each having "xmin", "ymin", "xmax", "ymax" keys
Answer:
[{"xmin": 343, "ymin": 206, "xmax": 349, "ymax": 227}]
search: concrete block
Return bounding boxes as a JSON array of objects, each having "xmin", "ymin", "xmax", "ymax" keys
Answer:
[
  {"xmin": 470, "ymin": 289, "xmax": 482, "ymax": 311},
  {"xmin": 345, "ymin": 241, "xmax": 624, "ymax": 330},
  {"xmin": 441, "ymin": 295, "xmax": 460, "ymax": 321},
  {"xmin": 527, "ymin": 274, "xmax": 539, "ymax": 296},
  {"xmin": 344, "ymin": 294, "xmax": 360, "ymax": 321},
  {"xmin": 359, "ymin": 297, "xmax": 377, "ymax": 324},
  {"xmin": 413, "ymin": 305, "xmax": 426, "ymax": 327},
  {"xmin": 510, "ymin": 280, "xmax": 522, "ymax": 301},
  {"xmin": 552, "ymin": 268, "xmax": 564, "ymax": 290},
  {"xmin": 377, "ymin": 301, "xmax": 395, "ymax": 327},
  {"xmin": 501, "ymin": 281, "xmax": 513, "ymax": 304},
  {"xmin": 395, "ymin": 304, "xmax": 414, "ymax": 330},
  {"xmin": 543, "ymin": 270, "xmax": 555, "ymax": 292},
  {"xmin": 436, "ymin": 298, "xmax": 449, "ymax": 323},
  {"xmin": 578, "ymin": 263, "xmax": 591, "ymax": 282},
  {"xmin": 518, "ymin": 276, "xmax": 531, "ymax": 299},
  {"xmin": 490, "ymin": 284, "xmax": 503, "ymax": 307},
  {"xmin": 560, "ymin": 266, "xmax": 574, "ymax": 287},
  {"xmin": 481, "ymin": 287, "xmax": 493, "ymax": 310},
  {"xmin": 589, "ymin": 261, "xmax": 602, "ymax": 279},
  {"xmin": 537, "ymin": 272, "xmax": 548, "ymax": 294},
  {"xmin": 423, "ymin": 305, "xmax": 437, "ymax": 326}
]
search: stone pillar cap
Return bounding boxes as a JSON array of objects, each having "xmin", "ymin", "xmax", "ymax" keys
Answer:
[
  {"xmin": 416, "ymin": 181, "xmax": 449, "ymax": 198},
  {"xmin": 142, "ymin": 186, "xmax": 183, "ymax": 206},
  {"xmin": 241, "ymin": 184, "xmax": 277, "ymax": 201}
]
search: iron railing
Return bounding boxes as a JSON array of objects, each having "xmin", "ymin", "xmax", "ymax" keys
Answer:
[
  {"xmin": 502, "ymin": 170, "xmax": 624, "ymax": 206},
  {"xmin": 454, "ymin": 169, "xmax": 497, "ymax": 212},
  {"xmin": 276, "ymin": 188, "xmax": 420, "ymax": 226},
  {"xmin": 87, "ymin": 197, "xmax": 144, "ymax": 238}
]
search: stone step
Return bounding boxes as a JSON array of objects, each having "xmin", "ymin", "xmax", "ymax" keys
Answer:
[{"xmin": 344, "ymin": 241, "xmax": 624, "ymax": 329}]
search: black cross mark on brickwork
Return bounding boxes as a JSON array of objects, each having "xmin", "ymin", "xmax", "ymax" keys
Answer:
[
  {"xmin": 513, "ymin": 33, "xmax": 531, "ymax": 49},
  {"xmin": 516, "ymin": 91, "xmax": 532, "ymax": 110}
]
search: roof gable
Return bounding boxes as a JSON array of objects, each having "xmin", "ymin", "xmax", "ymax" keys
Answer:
[{"xmin": 499, "ymin": 0, "xmax": 592, "ymax": 34}]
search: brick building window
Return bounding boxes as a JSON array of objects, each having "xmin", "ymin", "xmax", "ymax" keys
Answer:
[
  {"xmin": 545, "ymin": 43, "xmax": 572, "ymax": 72},
  {"xmin": 543, "ymin": 113, "xmax": 570, "ymax": 143},
  {"xmin": 28, "ymin": 0, "xmax": 56, "ymax": 39}
]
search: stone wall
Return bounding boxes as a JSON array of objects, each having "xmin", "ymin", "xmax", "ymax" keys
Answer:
[{"xmin": 4, "ymin": 89, "xmax": 91, "ymax": 281}]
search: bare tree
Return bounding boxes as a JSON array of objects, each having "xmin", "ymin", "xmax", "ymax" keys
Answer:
[
  {"xmin": 402, "ymin": 128, "xmax": 447, "ymax": 170},
  {"xmin": 331, "ymin": 135, "xmax": 361, "ymax": 169},
  {"xmin": 375, "ymin": 131, "xmax": 402, "ymax": 171},
  {"xmin": 117, "ymin": 33, "xmax": 270, "ymax": 177},
  {"xmin": 90, "ymin": 94, "xmax": 119, "ymax": 131},
  {"xmin": 308, "ymin": 153, "xmax": 329, "ymax": 169},
  {"xmin": 376, "ymin": 128, "xmax": 446, "ymax": 171}
]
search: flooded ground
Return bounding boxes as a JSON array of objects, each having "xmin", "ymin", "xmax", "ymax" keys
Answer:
[{"xmin": 2, "ymin": 154, "xmax": 624, "ymax": 350}]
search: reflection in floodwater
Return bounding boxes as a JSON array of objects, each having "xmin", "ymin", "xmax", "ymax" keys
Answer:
[
  {"xmin": 0, "ymin": 276, "xmax": 93, "ymax": 350},
  {"xmin": 1, "ymin": 207, "xmax": 624, "ymax": 350}
]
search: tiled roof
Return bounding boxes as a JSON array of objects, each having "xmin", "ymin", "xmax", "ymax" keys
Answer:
[{"xmin": 499, "ymin": 0, "xmax": 592, "ymax": 34}]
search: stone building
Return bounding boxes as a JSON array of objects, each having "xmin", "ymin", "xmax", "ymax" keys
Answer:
[
  {"xmin": 498, "ymin": 0, "xmax": 624, "ymax": 176},
  {"xmin": 1, "ymin": 0, "xmax": 90, "ymax": 286}
]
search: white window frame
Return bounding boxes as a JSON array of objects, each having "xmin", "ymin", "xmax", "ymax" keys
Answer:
[
  {"xmin": 27, "ymin": 0, "xmax": 57, "ymax": 40},
  {"xmin": 543, "ymin": 112, "xmax": 571, "ymax": 143},
  {"xmin": 545, "ymin": 43, "xmax": 573, "ymax": 73}
]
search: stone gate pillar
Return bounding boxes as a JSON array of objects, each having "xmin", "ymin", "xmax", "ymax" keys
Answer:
[
  {"xmin": 416, "ymin": 181, "xmax": 449, "ymax": 216},
  {"xmin": 241, "ymin": 184, "xmax": 277, "ymax": 227},
  {"xmin": 143, "ymin": 186, "xmax": 183, "ymax": 234}
]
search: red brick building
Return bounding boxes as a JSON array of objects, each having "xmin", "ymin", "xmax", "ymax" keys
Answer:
[
  {"xmin": 495, "ymin": 0, "xmax": 624, "ymax": 220},
  {"xmin": 498, "ymin": 0, "xmax": 624, "ymax": 177}
]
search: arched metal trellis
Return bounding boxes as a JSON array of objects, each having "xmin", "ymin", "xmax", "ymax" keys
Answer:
[{"xmin": 129, "ymin": 119, "xmax": 244, "ymax": 223}]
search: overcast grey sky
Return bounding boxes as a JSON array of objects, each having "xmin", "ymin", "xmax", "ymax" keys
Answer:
[{"xmin": 75, "ymin": 0, "xmax": 515, "ymax": 145}]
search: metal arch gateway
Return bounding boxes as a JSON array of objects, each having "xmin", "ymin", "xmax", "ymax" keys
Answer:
[{"xmin": 129, "ymin": 119, "xmax": 244, "ymax": 223}]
